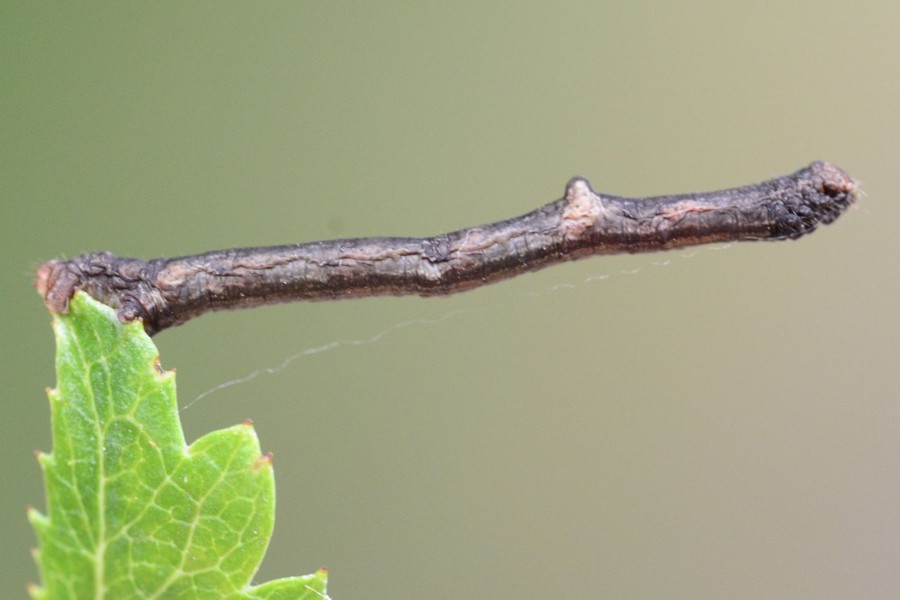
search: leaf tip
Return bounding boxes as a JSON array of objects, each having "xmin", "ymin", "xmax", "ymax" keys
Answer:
[
  {"xmin": 254, "ymin": 452, "xmax": 274, "ymax": 471},
  {"xmin": 28, "ymin": 506, "xmax": 48, "ymax": 531},
  {"xmin": 34, "ymin": 450, "xmax": 52, "ymax": 470},
  {"xmin": 27, "ymin": 581, "xmax": 45, "ymax": 600}
]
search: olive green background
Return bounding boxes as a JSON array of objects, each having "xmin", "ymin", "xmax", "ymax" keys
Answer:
[{"xmin": 2, "ymin": 3, "xmax": 898, "ymax": 598}]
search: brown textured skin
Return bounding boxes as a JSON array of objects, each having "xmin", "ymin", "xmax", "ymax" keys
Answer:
[{"xmin": 36, "ymin": 161, "xmax": 858, "ymax": 335}]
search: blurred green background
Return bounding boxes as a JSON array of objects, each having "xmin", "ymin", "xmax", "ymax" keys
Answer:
[{"xmin": 3, "ymin": 2, "xmax": 898, "ymax": 598}]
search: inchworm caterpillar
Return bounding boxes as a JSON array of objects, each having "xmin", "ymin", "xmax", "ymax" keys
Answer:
[{"xmin": 36, "ymin": 161, "xmax": 858, "ymax": 335}]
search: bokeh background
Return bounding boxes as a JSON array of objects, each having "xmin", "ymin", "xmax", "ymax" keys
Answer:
[{"xmin": 3, "ymin": 2, "xmax": 898, "ymax": 598}]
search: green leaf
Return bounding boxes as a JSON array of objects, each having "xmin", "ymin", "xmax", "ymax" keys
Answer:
[{"xmin": 29, "ymin": 292, "xmax": 327, "ymax": 599}]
